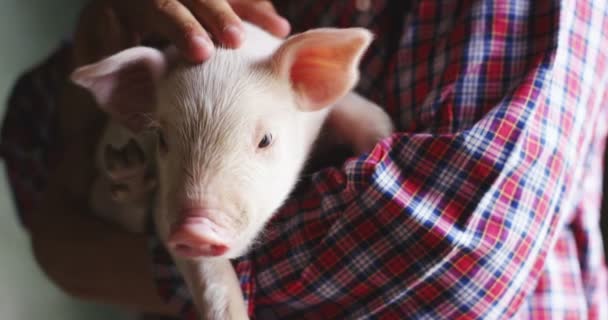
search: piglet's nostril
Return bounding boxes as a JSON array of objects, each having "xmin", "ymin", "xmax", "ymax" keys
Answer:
[
  {"xmin": 174, "ymin": 243, "xmax": 193, "ymax": 253},
  {"xmin": 168, "ymin": 215, "xmax": 233, "ymax": 258},
  {"xmin": 171, "ymin": 242, "xmax": 196, "ymax": 256},
  {"xmin": 170, "ymin": 241, "xmax": 229, "ymax": 258}
]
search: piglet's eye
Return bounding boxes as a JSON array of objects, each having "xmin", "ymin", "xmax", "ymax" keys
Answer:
[{"xmin": 258, "ymin": 133, "xmax": 273, "ymax": 149}]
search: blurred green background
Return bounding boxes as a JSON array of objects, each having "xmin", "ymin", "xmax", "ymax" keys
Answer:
[{"xmin": 0, "ymin": 0, "xmax": 132, "ymax": 319}]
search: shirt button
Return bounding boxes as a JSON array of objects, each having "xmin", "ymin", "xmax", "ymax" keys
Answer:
[{"xmin": 355, "ymin": 0, "xmax": 371, "ymax": 12}]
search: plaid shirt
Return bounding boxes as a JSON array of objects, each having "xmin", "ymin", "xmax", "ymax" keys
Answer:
[{"xmin": 2, "ymin": 0, "xmax": 608, "ymax": 319}]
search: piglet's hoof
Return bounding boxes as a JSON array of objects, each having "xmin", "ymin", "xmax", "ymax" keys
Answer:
[{"xmin": 104, "ymin": 139, "xmax": 156, "ymax": 202}]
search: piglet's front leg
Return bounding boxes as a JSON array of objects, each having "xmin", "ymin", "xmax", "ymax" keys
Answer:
[
  {"xmin": 327, "ymin": 92, "xmax": 395, "ymax": 154},
  {"xmin": 175, "ymin": 258, "xmax": 249, "ymax": 320}
]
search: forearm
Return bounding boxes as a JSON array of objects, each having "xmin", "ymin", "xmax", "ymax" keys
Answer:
[{"xmin": 29, "ymin": 204, "xmax": 178, "ymax": 315}]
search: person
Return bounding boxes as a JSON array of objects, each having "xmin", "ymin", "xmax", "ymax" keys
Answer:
[{"xmin": 2, "ymin": 0, "xmax": 607, "ymax": 319}]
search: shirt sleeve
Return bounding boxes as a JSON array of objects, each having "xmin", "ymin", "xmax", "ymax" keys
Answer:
[
  {"xmin": 253, "ymin": 68, "xmax": 562, "ymax": 319},
  {"xmin": 0, "ymin": 44, "xmax": 70, "ymax": 230}
]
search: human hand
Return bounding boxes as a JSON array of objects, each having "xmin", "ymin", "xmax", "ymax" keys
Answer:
[{"xmin": 100, "ymin": 0, "xmax": 291, "ymax": 62}]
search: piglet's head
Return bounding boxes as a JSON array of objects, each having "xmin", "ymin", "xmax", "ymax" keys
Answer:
[{"xmin": 71, "ymin": 27, "xmax": 372, "ymax": 259}]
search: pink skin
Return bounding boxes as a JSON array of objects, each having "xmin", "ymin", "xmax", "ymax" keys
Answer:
[
  {"xmin": 169, "ymin": 211, "xmax": 232, "ymax": 257},
  {"xmin": 167, "ymin": 198, "xmax": 236, "ymax": 257}
]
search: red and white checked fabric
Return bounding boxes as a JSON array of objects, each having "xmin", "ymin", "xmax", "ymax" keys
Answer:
[{"xmin": 2, "ymin": 0, "xmax": 608, "ymax": 319}]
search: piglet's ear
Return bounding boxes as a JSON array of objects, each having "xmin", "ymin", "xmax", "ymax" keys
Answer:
[
  {"xmin": 70, "ymin": 46, "xmax": 170, "ymax": 132},
  {"xmin": 271, "ymin": 28, "xmax": 373, "ymax": 111}
]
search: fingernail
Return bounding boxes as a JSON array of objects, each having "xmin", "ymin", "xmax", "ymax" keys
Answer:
[
  {"xmin": 223, "ymin": 25, "xmax": 245, "ymax": 47},
  {"xmin": 278, "ymin": 18, "xmax": 291, "ymax": 36},
  {"xmin": 192, "ymin": 35, "xmax": 213, "ymax": 51},
  {"xmin": 190, "ymin": 36, "xmax": 214, "ymax": 62}
]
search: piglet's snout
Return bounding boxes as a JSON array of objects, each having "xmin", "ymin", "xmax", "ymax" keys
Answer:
[{"xmin": 168, "ymin": 210, "xmax": 234, "ymax": 258}]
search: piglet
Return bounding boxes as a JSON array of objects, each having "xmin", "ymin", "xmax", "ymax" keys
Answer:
[{"xmin": 71, "ymin": 22, "xmax": 393, "ymax": 319}]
